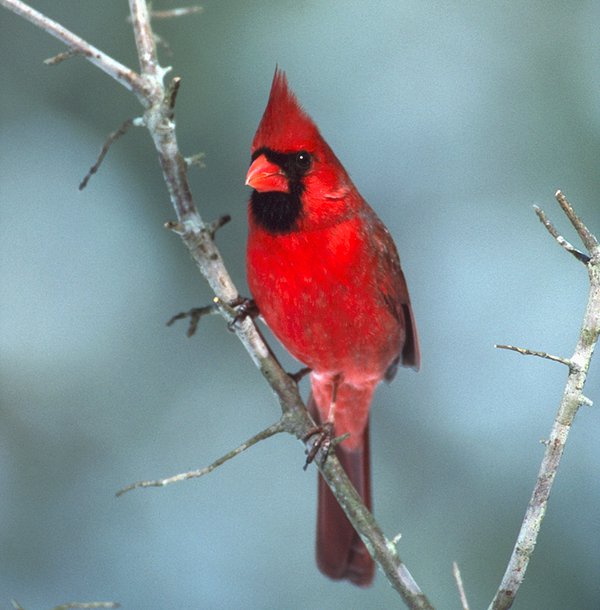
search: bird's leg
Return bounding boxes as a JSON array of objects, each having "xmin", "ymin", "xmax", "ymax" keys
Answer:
[{"xmin": 303, "ymin": 375, "xmax": 340, "ymax": 469}]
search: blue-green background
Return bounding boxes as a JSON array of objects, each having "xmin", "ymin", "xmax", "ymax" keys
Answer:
[{"xmin": 1, "ymin": 1, "xmax": 599, "ymax": 609}]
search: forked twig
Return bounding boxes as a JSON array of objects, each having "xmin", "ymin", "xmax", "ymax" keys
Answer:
[
  {"xmin": 489, "ymin": 194, "xmax": 599, "ymax": 610},
  {"xmin": 533, "ymin": 204, "xmax": 589, "ymax": 264},
  {"xmin": 79, "ymin": 118, "xmax": 140, "ymax": 190}
]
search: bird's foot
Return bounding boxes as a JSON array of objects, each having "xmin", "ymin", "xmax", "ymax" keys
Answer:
[
  {"xmin": 227, "ymin": 297, "xmax": 258, "ymax": 331},
  {"xmin": 303, "ymin": 421, "xmax": 335, "ymax": 470}
]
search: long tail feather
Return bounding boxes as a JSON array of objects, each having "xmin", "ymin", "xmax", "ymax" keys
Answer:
[{"xmin": 308, "ymin": 394, "xmax": 374, "ymax": 586}]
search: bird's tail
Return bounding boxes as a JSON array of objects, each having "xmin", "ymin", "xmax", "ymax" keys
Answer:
[{"xmin": 308, "ymin": 393, "xmax": 374, "ymax": 587}]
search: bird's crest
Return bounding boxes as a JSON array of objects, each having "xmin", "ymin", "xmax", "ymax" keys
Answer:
[{"xmin": 252, "ymin": 68, "xmax": 321, "ymax": 153}]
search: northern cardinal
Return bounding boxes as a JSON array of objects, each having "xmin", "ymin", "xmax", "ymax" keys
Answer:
[{"xmin": 245, "ymin": 69, "xmax": 419, "ymax": 586}]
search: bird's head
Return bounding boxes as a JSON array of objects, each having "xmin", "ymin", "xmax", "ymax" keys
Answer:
[{"xmin": 246, "ymin": 69, "xmax": 356, "ymax": 234}]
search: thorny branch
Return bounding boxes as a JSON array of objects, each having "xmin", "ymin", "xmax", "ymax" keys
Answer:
[
  {"xmin": 489, "ymin": 191, "xmax": 599, "ymax": 610},
  {"xmin": 0, "ymin": 1, "xmax": 434, "ymax": 608}
]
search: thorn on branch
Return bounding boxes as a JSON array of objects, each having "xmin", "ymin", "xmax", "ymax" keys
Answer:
[
  {"xmin": 116, "ymin": 419, "xmax": 286, "ymax": 497},
  {"xmin": 166, "ymin": 304, "xmax": 219, "ymax": 337},
  {"xmin": 79, "ymin": 118, "xmax": 139, "ymax": 190},
  {"xmin": 126, "ymin": 6, "xmax": 203, "ymax": 23},
  {"xmin": 390, "ymin": 532, "xmax": 403, "ymax": 547},
  {"xmin": 148, "ymin": 6, "xmax": 204, "ymax": 20},
  {"xmin": 205, "ymin": 214, "xmax": 231, "ymax": 239},
  {"xmin": 164, "ymin": 76, "xmax": 181, "ymax": 116},
  {"xmin": 164, "ymin": 220, "xmax": 185, "ymax": 234},
  {"xmin": 44, "ymin": 47, "xmax": 79, "ymax": 65},
  {"xmin": 11, "ymin": 602, "xmax": 121, "ymax": 610},
  {"xmin": 185, "ymin": 152, "xmax": 206, "ymax": 169},
  {"xmin": 153, "ymin": 32, "xmax": 173, "ymax": 57},
  {"xmin": 533, "ymin": 205, "xmax": 590, "ymax": 264},
  {"xmin": 452, "ymin": 561, "xmax": 471, "ymax": 610},
  {"xmin": 495, "ymin": 344, "xmax": 574, "ymax": 369},
  {"xmin": 289, "ymin": 366, "xmax": 311, "ymax": 384}
]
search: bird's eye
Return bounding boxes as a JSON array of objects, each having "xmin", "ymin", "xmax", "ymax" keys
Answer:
[{"xmin": 295, "ymin": 151, "xmax": 312, "ymax": 171}]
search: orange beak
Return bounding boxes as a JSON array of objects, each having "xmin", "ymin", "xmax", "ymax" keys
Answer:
[{"xmin": 245, "ymin": 154, "xmax": 289, "ymax": 193}]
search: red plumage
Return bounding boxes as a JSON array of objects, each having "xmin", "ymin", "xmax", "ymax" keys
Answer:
[{"xmin": 246, "ymin": 69, "xmax": 419, "ymax": 586}]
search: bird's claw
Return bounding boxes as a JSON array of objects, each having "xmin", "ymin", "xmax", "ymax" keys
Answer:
[
  {"xmin": 226, "ymin": 297, "xmax": 258, "ymax": 331},
  {"xmin": 303, "ymin": 421, "xmax": 334, "ymax": 470}
]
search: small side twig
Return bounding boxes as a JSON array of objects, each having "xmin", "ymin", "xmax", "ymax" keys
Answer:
[
  {"xmin": 166, "ymin": 303, "xmax": 219, "ymax": 337},
  {"xmin": 555, "ymin": 190, "xmax": 598, "ymax": 253},
  {"xmin": 289, "ymin": 366, "xmax": 311, "ymax": 384},
  {"xmin": 533, "ymin": 204, "xmax": 589, "ymax": 264},
  {"xmin": 452, "ymin": 562, "xmax": 470, "ymax": 610},
  {"xmin": 185, "ymin": 152, "xmax": 206, "ymax": 169},
  {"xmin": 12, "ymin": 602, "xmax": 120, "ymax": 610},
  {"xmin": 52, "ymin": 602, "xmax": 121, "ymax": 610},
  {"xmin": 116, "ymin": 419, "xmax": 287, "ymax": 497},
  {"xmin": 79, "ymin": 118, "xmax": 140, "ymax": 190},
  {"xmin": 163, "ymin": 76, "xmax": 181, "ymax": 116},
  {"xmin": 44, "ymin": 47, "xmax": 79, "ymax": 65},
  {"xmin": 494, "ymin": 344, "xmax": 573, "ymax": 369},
  {"xmin": 150, "ymin": 6, "xmax": 204, "ymax": 19}
]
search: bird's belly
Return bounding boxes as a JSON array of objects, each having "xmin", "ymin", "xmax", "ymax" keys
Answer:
[{"xmin": 248, "ymin": 235, "xmax": 401, "ymax": 380}]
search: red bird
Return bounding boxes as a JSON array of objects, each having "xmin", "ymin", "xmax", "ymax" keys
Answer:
[{"xmin": 245, "ymin": 69, "xmax": 419, "ymax": 586}]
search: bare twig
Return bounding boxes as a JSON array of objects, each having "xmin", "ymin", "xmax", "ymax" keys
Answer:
[
  {"xmin": 2, "ymin": 2, "xmax": 435, "ymax": 607},
  {"xmin": 116, "ymin": 419, "xmax": 287, "ymax": 497},
  {"xmin": 185, "ymin": 152, "xmax": 207, "ymax": 169},
  {"xmin": 452, "ymin": 562, "xmax": 470, "ymax": 610},
  {"xmin": 494, "ymin": 344, "xmax": 573, "ymax": 369},
  {"xmin": 166, "ymin": 303, "xmax": 219, "ymax": 337},
  {"xmin": 150, "ymin": 6, "xmax": 204, "ymax": 19},
  {"xmin": 10, "ymin": 599, "xmax": 121, "ymax": 610},
  {"xmin": 0, "ymin": 0, "xmax": 144, "ymax": 97},
  {"xmin": 489, "ymin": 194, "xmax": 600, "ymax": 610},
  {"xmin": 44, "ymin": 47, "xmax": 78, "ymax": 65},
  {"xmin": 79, "ymin": 118, "xmax": 139, "ymax": 190},
  {"xmin": 52, "ymin": 602, "xmax": 121, "ymax": 610},
  {"xmin": 126, "ymin": 6, "xmax": 204, "ymax": 22},
  {"xmin": 555, "ymin": 190, "xmax": 598, "ymax": 253},
  {"xmin": 533, "ymin": 204, "xmax": 589, "ymax": 264}
]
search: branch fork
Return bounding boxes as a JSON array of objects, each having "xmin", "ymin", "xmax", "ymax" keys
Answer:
[{"xmin": 490, "ymin": 191, "xmax": 599, "ymax": 610}]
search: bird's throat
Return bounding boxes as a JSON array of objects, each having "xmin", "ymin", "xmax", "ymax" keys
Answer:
[{"xmin": 250, "ymin": 188, "xmax": 302, "ymax": 234}]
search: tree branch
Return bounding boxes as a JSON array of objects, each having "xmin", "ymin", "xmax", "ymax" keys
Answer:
[
  {"xmin": 116, "ymin": 419, "xmax": 288, "ymax": 497},
  {"xmin": 0, "ymin": 0, "xmax": 145, "ymax": 98},
  {"xmin": 1, "ymin": 2, "xmax": 434, "ymax": 607},
  {"xmin": 489, "ymin": 196, "xmax": 600, "ymax": 610},
  {"xmin": 494, "ymin": 344, "xmax": 573, "ymax": 369}
]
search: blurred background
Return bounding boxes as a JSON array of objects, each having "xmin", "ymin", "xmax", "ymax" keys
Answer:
[{"xmin": 1, "ymin": 1, "xmax": 599, "ymax": 609}]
